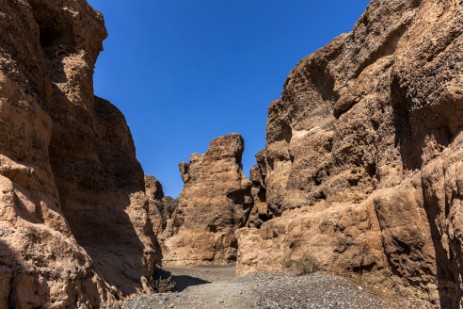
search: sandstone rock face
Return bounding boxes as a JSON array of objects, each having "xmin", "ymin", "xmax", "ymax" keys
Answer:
[
  {"xmin": 236, "ymin": 0, "xmax": 463, "ymax": 307},
  {"xmin": 244, "ymin": 163, "xmax": 272, "ymax": 229},
  {"xmin": 144, "ymin": 175, "xmax": 178, "ymax": 265},
  {"xmin": 0, "ymin": 1, "xmax": 155, "ymax": 307},
  {"xmin": 145, "ymin": 175, "xmax": 165, "ymax": 242},
  {"xmin": 163, "ymin": 134, "xmax": 253, "ymax": 265}
]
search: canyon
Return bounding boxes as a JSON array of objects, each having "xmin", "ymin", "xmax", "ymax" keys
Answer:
[
  {"xmin": 160, "ymin": 0, "xmax": 463, "ymax": 307},
  {"xmin": 0, "ymin": 0, "xmax": 462, "ymax": 308}
]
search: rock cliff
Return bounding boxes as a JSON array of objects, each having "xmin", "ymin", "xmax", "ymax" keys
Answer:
[
  {"xmin": 0, "ymin": 0, "xmax": 155, "ymax": 307},
  {"xmin": 144, "ymin": 175, "xmax": 178, "ymax": 265},
  {"xmin": 236, "ymin": 0, "xmax": 463, "ymax": 307},
  {"xmin": 163, "ymin": 133, "xmax": 253, "ymax": 265},
  {"xmin": 145, "ymin": 176, "xmax": 165, "ymax": 251},
  {"xmin": 244, "ymin": 163, "xmax": 272, "ymax": 229}
]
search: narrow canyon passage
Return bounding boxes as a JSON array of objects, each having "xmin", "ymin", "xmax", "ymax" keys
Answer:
[{"xmin": 122, "ymin": 266, "xmax": 421, "ymax": 309}]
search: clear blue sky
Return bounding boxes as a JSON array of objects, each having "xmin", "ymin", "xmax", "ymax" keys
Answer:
[{"xmin": 86, "ymin": 0, "xmax": 370, "ymax": 197}]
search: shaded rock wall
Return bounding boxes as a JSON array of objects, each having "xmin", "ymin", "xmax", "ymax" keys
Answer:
[
  {"xmin": 144, "ymin": 175, "xmax": 178, "ymax": 265},
  {"xmin": 163, "ymin": 133, "xmax": 253, "ymax": 265},
  {"xmin": 236, "ymin": 0, "xmax": 463, "ymax": 307},
  {"xmin": 0, "ymin": 0, "xmax": 155, "ymax": 307},
  {"xmin": 145, "ymin": 175, "xmax": 165, "ymax": 244},
  {"xmin": 244, "ymin": 162, "xmax": 272, "ymax": 229}
]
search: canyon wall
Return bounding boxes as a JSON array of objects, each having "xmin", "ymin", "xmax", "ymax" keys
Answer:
[
  {"xmin": 163, "ymin": 133, "xmax": 253, "ymax": 265},
  {"xmin": 236, "ymin": 0, "xmax": 463, "ymax": 307},
  {"xmin": 0, "ymin": 0, "xmax": 156, "ymax": 307},
  {"xmin": 144, "ymin": 175, "xmax": 178, "ymax": 265}
]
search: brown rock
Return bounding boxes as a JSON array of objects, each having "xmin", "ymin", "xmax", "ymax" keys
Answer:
[
  {"xmin": 145, "ymin": 175, "xmax": 165, "ymax": 240},
  {"xmin": 163, "ymin": 133, "xmax": 253, "ymax": 265},
  {"xmin": 144, "ymin": 175, "xmax": 178, "ymax": 265},
  {"xmin": 244, "ymin": 164, "xmax": 272, "ymax": 229},
  {"xmin": 236, "ymin": 0, "xmax": 463, "ymax": 307},
  {"xmin": 0, "ymin": 1, "xmax": 155, "ymax": 307}
]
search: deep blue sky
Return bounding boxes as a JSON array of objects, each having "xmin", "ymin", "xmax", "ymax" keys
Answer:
[{"xmin": 87, "ymin": 0, "xmax": 370, "ymax": 197}]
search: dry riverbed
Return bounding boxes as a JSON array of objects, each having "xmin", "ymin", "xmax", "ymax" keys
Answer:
[{"xmin": 122, "ymin": 266, "xmax": 422, "ymax": 309}]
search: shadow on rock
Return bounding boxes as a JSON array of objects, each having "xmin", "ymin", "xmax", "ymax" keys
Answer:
[{"xmin": 154, "ymin": 268, "xmax": 210, "ymax": 292}]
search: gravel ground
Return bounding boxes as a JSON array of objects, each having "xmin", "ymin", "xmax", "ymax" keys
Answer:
[{"xmin": 122, "ymin": 266, "xmax": 422, "ymax": 309}]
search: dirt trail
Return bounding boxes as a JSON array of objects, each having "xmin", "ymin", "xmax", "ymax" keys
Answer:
[{"xmin": 122, "ymin": 266, "xmax": 422, "ymax": 309}]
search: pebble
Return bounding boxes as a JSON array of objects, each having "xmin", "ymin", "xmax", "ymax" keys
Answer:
[{"xmin": 121, "ymin": 271, "xmax": 421, "ymax": 309}]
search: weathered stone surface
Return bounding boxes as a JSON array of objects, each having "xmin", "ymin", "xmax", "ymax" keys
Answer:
[
  {"xmin": 0, "ymin": 0, "xmax": 155, "ymax": 307},
  {"xmin": 236, "ymin": 0, "xmax": 463, "ymax": 307},
  {"xmin": 244, "ymin": 164, "xmax": 272, "ymax": 229},
  {"xmin": 144, "ymin": 175, "xmax": 178, "ymax": 265},
  {"xmin": 145, "ymin": 175, "xmax": 165, "ymax": 242},
  {"xmin": 163, "ymin": 133, "xmax": 253, "ymax": 265}
]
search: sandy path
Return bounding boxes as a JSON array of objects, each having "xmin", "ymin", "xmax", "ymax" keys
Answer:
[{"xmin": 122, "ymin": 266, "xmax": 422, "ymax": 309}]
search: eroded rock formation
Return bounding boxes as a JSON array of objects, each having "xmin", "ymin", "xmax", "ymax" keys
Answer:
[
  {"xmin": 163, "ymin": 133, "xmax": 253, "ymax": 265},
  {"xmin": 236, "ymin": 0, "xmax": 463, "ymax": 307},
  {"xmin": 145, "ymin": 175, "xmax": 178, "ymax": 265},
  {"xmin": 0, "ymin": 1, "xmax": 155, "ymax": 307},
  {"xmin": 244, "ymin": 161, "xmax": 272, "ymax": 229},
  {"xmin": 145, "ymin": 175, "xmax": 165, "ymax": 245}
]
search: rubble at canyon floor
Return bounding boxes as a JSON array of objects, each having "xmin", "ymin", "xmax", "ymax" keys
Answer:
[{"xmin": 122, "ymin": 266, "xmax": 423, "ymax": 309}]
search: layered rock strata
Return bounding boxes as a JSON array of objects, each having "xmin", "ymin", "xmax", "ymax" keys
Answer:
[
  {"xmin": 145, "ymin": 175, "xmax": 165, "ymax": 247},
  {"xmin": 244, "ymin": 162, "xmax": 272, "ymax": 229},
  {"xmin": 163, "ymin": 133, "xmax": 253, "ymax": 265},
  {"xmin": 144, "ymin": 175, "xmax": 178, "ymax": 264},
  {"xmin": 0, "ymin": 0, "xmax": 155, "ymax": 307},
  {"xmin": 236, "ymin": 0, "xmax": 463, "ymax": 307}
]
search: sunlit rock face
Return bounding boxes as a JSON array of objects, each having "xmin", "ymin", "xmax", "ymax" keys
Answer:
[
  {"xmin": 236, "ymin": 0, "xmax": 463, "ymax": 307},
  {"xmin": 0, "ymin": 0, "xmax": 156, "ymax": 307},
  {"xmin": 163, "ymin": 133, "xmax": 253, "ymax": 265}
]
